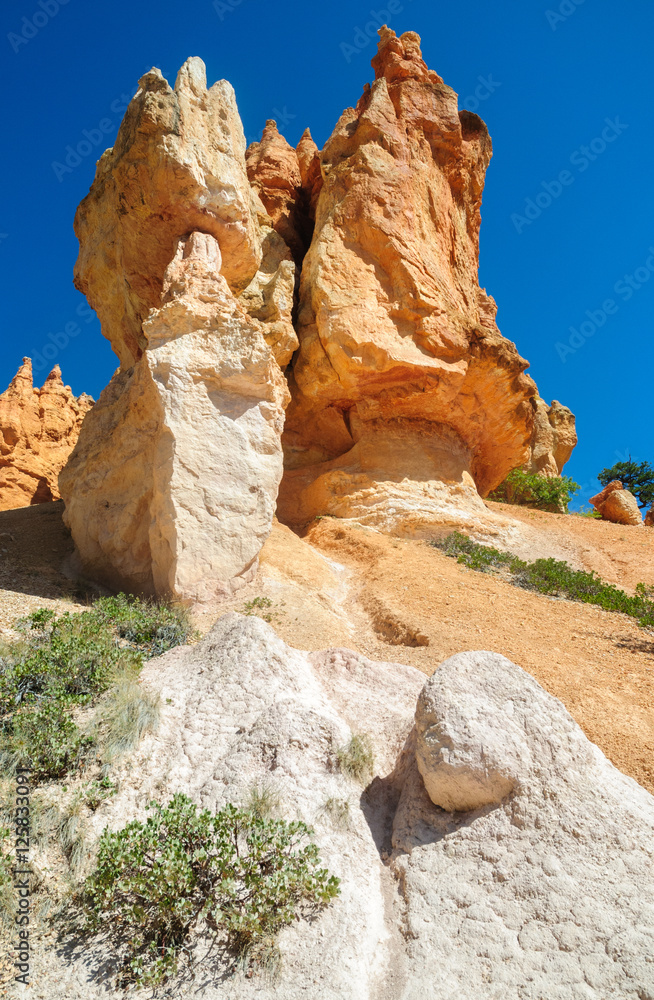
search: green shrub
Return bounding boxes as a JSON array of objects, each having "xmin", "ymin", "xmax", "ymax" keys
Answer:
[
  {"xmin": 335, "ymin": 734, "xmax": 374, "ymax": 784},
  {"xmin": 489, "ymin": 469, "xmax": 580, "ymax": 512},
  {"xmin": 0, "ymin": 595, "xmax": 191, "ymax": 784},
  {"xmin": 432, "ymin": 533, "xmax": 654, "ymax": 628},
  {"xmin": 241, "ymin": 596, "xmax": 285, "ymax": 624},
  {"xmin": 82, "ymin": 794, "xmax": 340, "ymax": 987},
  {"xmin": 434, "ymin": 531, "xmax": 524, "ymax": 574},
  {"xmin": 1, "ymin": 701, "xmax": 92, "ymax": 782},
  {"xmin": 88, "ymin": 593, "xmax": 194, "ymax": 658}
]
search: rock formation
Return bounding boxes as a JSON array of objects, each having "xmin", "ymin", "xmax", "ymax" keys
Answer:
[
  {"xmin": 0, "ymin": 359, "xmax": 93, "ymax": 512},
  {"xmin": 61, "ymin": 59, "xmax": 297, "ymax": 601},
  {"xmin": 61, "ymin": 28, "xmax": 578, "ymax": 596},
  {"xmin": 32, "ymin": 615, "xmax": 654, "ymax": 998},
  {"xmin": 589, "ymin": 480, "xmax": 642, "ymax": 526},
  {"xmin": 646, "ymin": 503, "xmax": 654, "ymax": 527},
  {"xmin": 276, "ymin": 28, "xmax": 545, "ymax": 532},
  {"xmin": 525, "ymin": 396, "xmax": 577, "ymax": 476}
]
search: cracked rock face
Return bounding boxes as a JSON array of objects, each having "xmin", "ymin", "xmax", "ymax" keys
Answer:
[
  {"xmin": 0, "ymin": 359, "xmax": 93, "ymax": 511},
  {"xmin": 30, "ymin": 618, "xmax": 654, "ymax": 999}
]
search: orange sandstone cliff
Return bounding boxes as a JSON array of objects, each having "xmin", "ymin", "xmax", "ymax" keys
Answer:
[{"xmin": 0, "ymin": 359, "xmax": 93, "ymax": 512}]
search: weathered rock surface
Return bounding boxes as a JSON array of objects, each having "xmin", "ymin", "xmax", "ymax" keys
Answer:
[
  {"xmin": 32, "ymin": 617, "xmax": 654, "ymax": 999},
  {"xmin": 645, "ymin": 503, "xmax": 654, "ymax": 527},
  {"xmin": 590, "ymin": 480, "xmax": 642, "ymax": 526},
  {"xmin": 277, "ymin": 28, "xmax": 542, "ymax": 531},
  {"xmin": 62, "ymin": 59, "xmax": 298, "ymax": 600},
  {"xmin": 525, "ymin": 397, "xmax": 577, "ymax": 476},
  {"xmin": 74, "ymin": 58, "xmax": 264, "ymax": 370},
  {"xmin": 246, "ymin": 120, "xmax": 310, "ymax": 263},
  {"xmin": 61, "ymin": 233, "xmax": 289, "ymax": 601},
  {"xmin": 0, "ymin": 359, "xmax": 93, "ymax": 512}
]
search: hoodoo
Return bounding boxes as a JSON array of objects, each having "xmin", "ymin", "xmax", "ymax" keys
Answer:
[{"xmin": 60, "ymin": 30, "xmax": 576, "ymax": 598}]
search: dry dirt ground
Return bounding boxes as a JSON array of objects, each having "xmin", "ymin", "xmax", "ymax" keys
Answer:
[{"xmin": 1, "ymin": 500, "xmax": 653, "ymax": 797}]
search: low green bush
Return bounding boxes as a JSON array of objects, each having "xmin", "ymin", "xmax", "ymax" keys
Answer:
[
  {"xmin": 489, "ymin": 469, "xmax": 580, "ymax": 513},
  {"xmin": 82, "ymin": 794, "xmax": 340, "ymax": 988},
  {"xmin": 432, "ymin": 533, "xmax": 654, "ymax": 628},
  {"xmin": 0, "ymin": 595, "xmax": 192, "ymax": 784}
]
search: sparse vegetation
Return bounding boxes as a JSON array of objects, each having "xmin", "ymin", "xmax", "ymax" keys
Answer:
[
  {"xmin": 0, "ymin": 596, "xmax": 191, "ymax": 784},
  {"xmin": 81, "ymin": 793, "xmax": 340, "ymax": 988},
  {"xmin": 489, "ymin": 469, "xmax": 580, "ymax": 513},
  {"xmin": 597, "ymin": 458, "xmax": 654, "ymax": 510},
  {"xmin": 432, "ymin": 532, "xmax": 654, "ymax": 629},
  {"xmin": 321, "ymin": 797, "xmax": 351, "ymax": 830},
  {"xmin": 335, "ymin": 734, "xmax": 374, "ymax": 784},
  {"xmin": 241, "ymin": 596, "xmax": 285, "ymax": 624},
  {"xmin": 0, "ymin": 823, "xmax": 13, "ymax": 927},
  {"xmin": 246, "ymin": 782, "xmax": 281, "ymax": 820},
  {"xmin": 92, "ymin": 677, "xmax": 160, "ymax": 764}
]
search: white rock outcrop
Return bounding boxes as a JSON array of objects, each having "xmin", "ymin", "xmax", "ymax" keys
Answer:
[
  {"xmin": 61, "ymin": 58, "xmax": 298, "ymax": 601},
  {"xmin": 61, "ymin": 233, "xmax": 289, "ymax": 602},
  {"xmin": 32, "ymin": 618, "xmax": 654, "ymax": 999}
]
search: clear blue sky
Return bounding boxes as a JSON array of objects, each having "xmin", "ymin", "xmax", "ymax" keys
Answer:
[{"xmin": 1, "ymin": 0, "xmax": 652, "ymax": 507}]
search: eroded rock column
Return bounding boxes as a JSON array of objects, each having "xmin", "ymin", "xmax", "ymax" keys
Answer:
[{"xmin": 60, "ymin": 58, "xmax": 296, "ymax": 601}]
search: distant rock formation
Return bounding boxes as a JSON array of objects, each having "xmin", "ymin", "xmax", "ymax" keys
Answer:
[
  {"xmin": 61, "ymin": 28, "xmax": 578, "ymax": 597},
  {"xmin": 590, "ymin": 480, "xmax": 643, "ymax": 526},
  {"xmin": 0, "ymin": 359, "xmax": 93, "ymax": 512}
]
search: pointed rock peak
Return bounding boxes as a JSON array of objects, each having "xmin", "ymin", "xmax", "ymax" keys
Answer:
[
  {"xmin": 137, "ymin": 66, "xmax": 171, "ymax": 96},
  {"xmin": 255, "ymin": 120, "xmax": 295, "ymax": 156},
  {"xmin": 6, "ymin": 357, "xmax": 33, "ymax": 393},
  {"xmin": 297, "ymin": 128, "xmax": 319, "ymax": 158},
  {"xmin": 372, "ymin": 25, "xmax": 436, "ymax": 85},
  {"xmin": 175, "ymin": 57, "xmax": 207, "ymax": 98},
  {"xmin": 43, "ymin": 365, "xmax": 64, "ymax": 387}
]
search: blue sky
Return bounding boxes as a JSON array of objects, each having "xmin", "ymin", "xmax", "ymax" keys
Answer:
[{"xmin": 1, "ymin": 0, "xmax": 652, "ymax": 507}]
